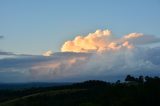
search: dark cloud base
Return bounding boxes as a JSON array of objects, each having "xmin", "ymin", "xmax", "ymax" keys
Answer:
[{"xmin": 0, "ymin": 47, "xmax": 160, "ymax": 82}]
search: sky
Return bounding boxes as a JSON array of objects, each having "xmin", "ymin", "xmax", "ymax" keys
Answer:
[
  {"xmin": 0, "ymin": 0, "xmax": 160, "ymax": 54},
  {"xmin": 0, "ymin": 0, "xmax": 160, "ymax": 82}
]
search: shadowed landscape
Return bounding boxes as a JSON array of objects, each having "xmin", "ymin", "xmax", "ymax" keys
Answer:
[{"xmin": 0, "ymin": 75, "xmax": 160, "ymax": 106}]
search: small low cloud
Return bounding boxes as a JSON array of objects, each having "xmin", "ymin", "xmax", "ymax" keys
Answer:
[
  {"xmin": 43, "ymin": 50, "xmax": 54, "ymax": 56},
  {"xmin": 0, "ymin": 35, "xmax": 4, "ymax": 39}
]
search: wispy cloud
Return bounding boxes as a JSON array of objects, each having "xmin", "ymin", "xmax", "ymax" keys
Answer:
[
  {"xmin": 0, "ymin": 50, "xmax": 38, "ymax": 60},
  {"xmin": 0, "ymin": 51, "xmax": 16, "ymax": 56}
]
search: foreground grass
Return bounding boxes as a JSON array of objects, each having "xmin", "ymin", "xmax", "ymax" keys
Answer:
[{"xmin": 0, "ymin": 89, "xmax": 87, "ymax": 106}]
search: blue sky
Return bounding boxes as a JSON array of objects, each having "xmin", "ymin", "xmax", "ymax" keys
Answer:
[{"xmin": 0, "ymin": 0, "xmax": 160, "ymax": 54}]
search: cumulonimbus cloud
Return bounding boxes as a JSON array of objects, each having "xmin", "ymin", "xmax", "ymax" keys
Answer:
[
  {"xmin": 61, "ymin": 30, "xmax": 137, "ymax": 53},
  {"xmin": 61, "ymin": 29, "xmax": 160, "ymax": 53},
  {"xmin": 0, "ymin": 29, "xmax": 160, "ymax": 82}
]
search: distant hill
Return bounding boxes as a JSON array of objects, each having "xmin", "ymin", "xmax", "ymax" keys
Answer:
[
  {"xmin": 0, "ymin": 75, "xmax": 160, "ymax": 106},
  {"xmin": 0, "ymin": 82, "xmax": 72, "ymax": 90}
]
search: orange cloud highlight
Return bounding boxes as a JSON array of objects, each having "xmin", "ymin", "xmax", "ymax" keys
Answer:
[{"xmin": 61, "ymin": 29, "xmax": 140, "ymax": 53}]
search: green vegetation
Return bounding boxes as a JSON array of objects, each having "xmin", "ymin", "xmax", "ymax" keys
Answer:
[{"xmin": 0, "ymin": 75, "xmax": 160, "ymax": 106}]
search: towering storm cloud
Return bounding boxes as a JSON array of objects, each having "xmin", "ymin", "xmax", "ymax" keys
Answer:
[
  {"xmin": 0, "ymin": 29, "xmax": 160, "ymax": 82},
  {"xmin": 61, "ymin": 30, "xmax": 146, "ymax": 53}
]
